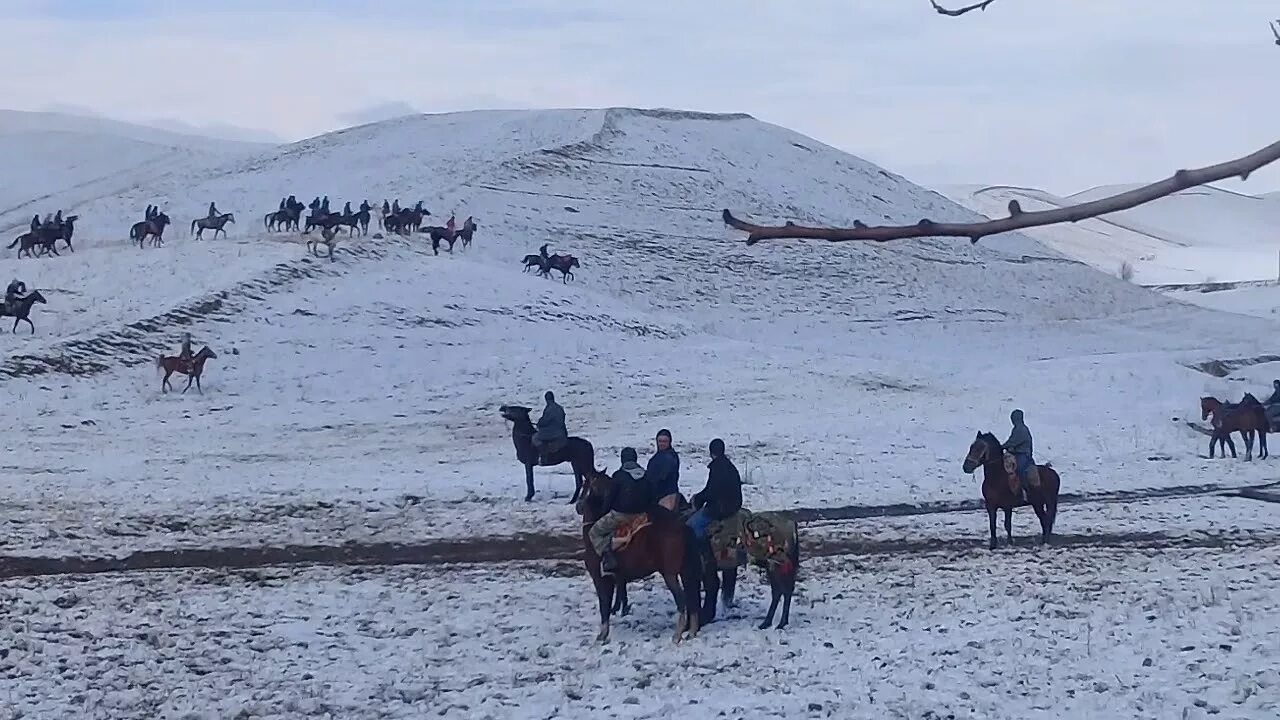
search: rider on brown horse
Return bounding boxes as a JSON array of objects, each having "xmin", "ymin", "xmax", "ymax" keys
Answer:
[
  {"xmin": 1003, "ymin": 409, "xmax": 1035, "ymax": 498},
  {"xmin": 589, "ymin": 447, "xmax": 652, "ymax": 575},
  {"xmin": 178, "ymin": 332, "xmax": 194, "ymax": 372}
]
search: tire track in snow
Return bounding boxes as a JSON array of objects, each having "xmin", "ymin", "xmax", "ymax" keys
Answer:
[
  {"xmin": 3, "ymin": 482, "xmax": 1278, "ymax": 580},
  {"xmin": 1, "ymin": 528, "xmax": 1277, "ymax": 580}
]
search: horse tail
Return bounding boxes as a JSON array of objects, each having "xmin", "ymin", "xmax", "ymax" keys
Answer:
[
  {"xmin": 190, "ymin": 219, "xmax": 198, "ymax": 235},
  {"xmin": 156, "ymin": 355, "xmax": 164, "ymax": 371},
  {"xmin": 6, "ymin": 236, "xmax": 18, "ymax": 249}
]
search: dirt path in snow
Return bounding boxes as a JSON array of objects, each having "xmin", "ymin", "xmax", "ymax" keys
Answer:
[{"xmin": 3, "ymin": 481, "xmax": 1278, "ymax": 580}]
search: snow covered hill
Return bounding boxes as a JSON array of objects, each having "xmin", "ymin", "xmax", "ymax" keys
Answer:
[
  {"xmin": 5, "ymin": 107, "xmax": 1280, "ymax": 719},
  {"xmin": 943, "ymin": 182, "xmax": 1280, "ymax": 287},
  {"xmin": 0, "ymin": 106, "xmax": 1275, "ymax": 560},
  {"xmin": 0, "ymin": 108, "xmax": 273, "ymax": 233}
]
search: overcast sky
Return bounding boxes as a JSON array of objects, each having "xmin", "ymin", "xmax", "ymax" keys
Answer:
[{"xmin": 2, "ymin": 0, "xmax": 1278, "ymax": 194}]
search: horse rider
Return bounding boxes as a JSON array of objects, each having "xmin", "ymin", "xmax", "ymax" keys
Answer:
[
  {"xmin": 207, "ymin": 201, "xmax": 219, "ymax": 219},
  {"xmin": 29, "ymin": 215, "xmax": 39, "ymax": 234},
  {"xmin": 320, "ymin": 196, "xmax": 330, "ymax": 214},
  {"xmin": 53, "ymin": 210, "xmax": 63, "ymax": 227},
  {"xmin": 42, "ymin": 213, "xmax": 53, "ymax": 229},
  {"xmin": 531, "ymin": 390, "xmax": 568, "ymax": 463},
  {"xmin": 1002, "ymin": 409, "xmax": 1035, "ymax": 498},
  {"xmin": 647, "ymin": 428, "xmax": 681, "ymax": 510},
  {"xmin": 343, "ymin": 201, "xmax": 353, "ymax": 216},
  {"xmin": 279, "ymin": 197, "xmax": 287, "ymax": 211},
  {"xmin": 688, "ymin": 438, "xmax": 743, "ymax": 549},
  {"xmin": 446, "ymin": 213, "xmax": 457, "ymax": 237},
  {"xmin": 5, "ymin": 279, "xmax": 27, "ymax": 314},
  {"xmin": 360, "ymin": 200, "xmax": 371, "ymax": 214},
  {"xmin": 178, "ymin": 332, "xmax": 194, "ymax": 371},
  {"xmin": 590, "ymin": 447, "xmax": 652, "ymax": 575}
]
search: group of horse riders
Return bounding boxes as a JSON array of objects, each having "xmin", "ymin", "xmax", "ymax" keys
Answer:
[
  {"xmin": 29, "ymin": 211, "xmax": 68, "ymax": 235},
  {"xmin": 529, "ymin": 391, "xmax": 745, "ymax": 574}
]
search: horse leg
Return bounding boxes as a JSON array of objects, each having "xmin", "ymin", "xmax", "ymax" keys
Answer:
[
  {"xmin": 22, "ymin": 317, "xmax": 34, "ymax": 334},
  {"xmin": 661, "ymin": 571, "xmax": 689, "ymax": 644},
  {"xmin": 1227, "ymin": 434, "xmax": 1237, "ymax": 458},
  {"xmin": 987, "ymin": 506, "xmax": 998, "ymax": 550},
  {"xmin": 195, "ymin": 373, "xmax": 204, "ymax": 395},
  {"xmin": 1244, "ymin": 430, "xmax": 1254, "ymax": 461},
  {"xmin": 10, "ymin": 317, "xmax": 17, "ymax": 333},
  {"xmin": 569, "ymin": 466, "xmax": 583, "ymax": 505},
  {"xmin": 759, "ymin": 574, "xmax": 783, "ymax": 630},
  {"xmin": 182, "ymin": 373, "xmax": 194, "ymax": 394},
  {"xmin": 722, "ymin": 566, "xmax": 738, "ymax": 608},
  {"xmin": 1031, "ymin": 500, "xmax": 1049, "ymax": 544},
  {"xmin": 1003, "ymin": 506, "xmax": 1013, "ymax": 546},
  {"xmin": 775, "ymin": 570, "xmax": 795, "ymax": 630},
  {"xmin": 611, "ymin": 581, "xmax": 629, "ymax": 616},
  {"xmin": 523, "ymin": 464, "xmax": 535, "ymax": 502},
  {"xmin": 594, "ymin": 574, "xmax": 615, "ymax": 643},
  {"xmin": 162, "ymin": 370, "xmax": 172, "ymax": 393},
  {"xmin": 1261, "ymin": 430, "xmax": 1269, "ymax": 460},
  {"xmin": 700, "ymin": 564, "xmax": 721, "ymax": 625}
]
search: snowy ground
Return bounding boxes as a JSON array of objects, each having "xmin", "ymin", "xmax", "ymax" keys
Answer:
[
  {"xmin": 3, "ymin": 107, "xmax": 1280, "ymax": 717},
  {"xmin": 3, "ymin": 545, "xmax": 1278, "ymax": 720}
]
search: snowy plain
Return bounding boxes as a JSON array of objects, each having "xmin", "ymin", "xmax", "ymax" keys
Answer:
[
  {"xmin": 943, "ymin": 182, "xmax": 1280, "ymax": 288},
  {"xmin": 2, "ymin": 546, "xmax": 1277, "ymax": 720},
  {"xmin": 1, "ymin": 107, "xmax": 1280, "ymax": 718}
]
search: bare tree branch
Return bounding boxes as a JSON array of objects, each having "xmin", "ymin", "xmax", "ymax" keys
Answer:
[
  {"xmin": 722, "ymin": 139, "xmax": 1280, "ymax": 246},
  {"xmin": 930, "ymin": 0, "xmax": 997, "ymax": 17}
]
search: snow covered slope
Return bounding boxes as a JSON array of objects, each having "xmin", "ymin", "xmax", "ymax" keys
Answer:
[
  {"xmin": 0, "ymin": 107, "xmax": 1276, "ymax": 559},
  {"xmin": 943, "ymin": 182, "xmax": 1280, "ymax": 286},
  {"xmin": 0, "ymin": 108, "xmax": 273, "ymax": 233}
]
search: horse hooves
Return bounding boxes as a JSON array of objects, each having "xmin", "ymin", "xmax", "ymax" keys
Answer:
[
  {"xmin": 757, "ymin": 621, "xmax": 772, "ymax": 630},
  {"xmin": 775, "ymin": 622, "xmax": 788, "ymax": 631}
]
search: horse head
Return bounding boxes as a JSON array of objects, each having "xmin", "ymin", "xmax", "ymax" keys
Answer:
[
  {"xmin": 576, "ymin": 466, "xmax": 612, "ymax": 520},
  {"xmin": 223, "ymin": 213, "xmax": 236, "ymax": 224},
  {"xmin": 567, "ymin": 256, "xmax": 580, "ymax": 269},
  {"xmin": 195, "ymin": 346, "xmax": 218, "ymax": 361},
  {"xmin": 499, "ymin": 404, "xmax": 533, "ymax": 425},
  {"xmin": 29, "ymin": 290, "xmax": 46, "ymax": 305},
  {"xmin": 1200, "ymin": 396, "xmax": 1220, "ymax": 421},
  {"xmin": 65, "ymin": 215, "xmax": 78, "ymax": 224},
  {"xmin": 963, "ymin": 431, "xmax": 1001, "ymax": 473}
]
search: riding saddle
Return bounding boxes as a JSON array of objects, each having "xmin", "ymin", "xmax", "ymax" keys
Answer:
[
  {"xmin": 1003, "ymin": 453, "xmax": 1041, "ymax": 495},
  {"xmin": 610, "ymin": 514, "xmax": 653, "ymax": 552}
]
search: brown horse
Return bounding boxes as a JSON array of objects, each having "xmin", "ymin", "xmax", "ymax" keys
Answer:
[
  {"xmin": 131, "ymin": 212, "xmax": 171, "ymax": 248},
  {"xmin": 191, "ymin": 212, "xmax": 235, "ymax": 240},
  {"xmin": 962, "ymin": 432, "xmax": 1061, "ymax": 550},
  {"xmin": 1200, "ymin": 395, "xmax": 1268, "ymax": 460},
  {"xmin": 157, "ymin": 346, "xmax": 217, "ymax": 394},
  {"xmin": 576, "ymin": 467, "xmax": 701, "ymax": 644}
]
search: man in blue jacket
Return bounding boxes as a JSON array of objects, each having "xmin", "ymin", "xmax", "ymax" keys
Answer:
[{"xmin": 647, "ymin": 428, "xmax": 680, "ymax": 510}]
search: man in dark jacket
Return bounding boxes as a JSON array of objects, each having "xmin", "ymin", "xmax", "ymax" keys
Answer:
[
  {"xmin": 589, "ymin": 447, "xmax": 651, "ymax": 574},
  {"xmin": 532, "ymin": 391, "xmax": 568, "ymax": 462},
  {"xmin": 688, "ymin": 438, "xmax": 743, "ymax": 540},
  {"xmin": 647, "ymin": 428, "xmax": 680, "ymax": 510},
  {"xmin": 30, "ymin": 215, "xmax": 39, "ymax": 234},
  {"xmin": 1002, "ymin": 409, "xmax": 1034, "ymax": 495}
]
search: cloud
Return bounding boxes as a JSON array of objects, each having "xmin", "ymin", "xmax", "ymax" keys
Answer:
[{"xmin": 1, "ymin": 0, "xmax": 1278, "ymax": 193}]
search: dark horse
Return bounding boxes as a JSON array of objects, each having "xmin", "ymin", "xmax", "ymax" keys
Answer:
[
  {"xmin": 157, "ymin": 346, "xmax": 217, "ymax": 394},
  {"xmin": 498, "ymin": 404, "xmax": 595, "ymax": 502},
  {"xmin": 1201, "ymin": 395, "xmax": 1269, "ymax": 460},
  {"xmin": 0, "ymin": 290, "xmax": 47, "ymax": 333},
  {"xmin": 962, "ymin": 432, "xmax": 1061, "ymax": 550},
  {"xmin": 577, "ymin": 467, "xmax": 701, "ymax": 644},
  {"xmin": 521, "ymin": 254, "xmax": 544, "ymax": 273},
  {"xmin": 191, "ymin": 212, "xmax": 235, "ymax": 240},
  {"xmin": 131, "ymin": 212, "xmax": 171, "ymax": 247},
  {"xmin": 539, "ymin": 254, "xmax": 580, "ymax": 283}
]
